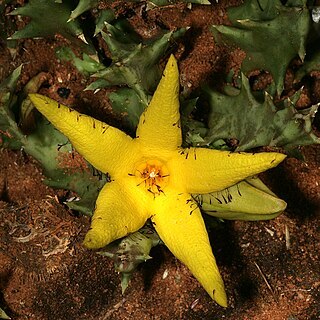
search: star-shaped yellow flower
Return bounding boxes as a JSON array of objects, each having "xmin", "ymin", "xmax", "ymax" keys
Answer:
[{"xmin": 29, "ymin": 55, "xmax": 286, "ymax": 307}]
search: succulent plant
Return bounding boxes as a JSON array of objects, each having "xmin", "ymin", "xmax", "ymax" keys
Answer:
[
  {"xmin": 295, "ymin": 49, "xmax": 320, "ymax": 82},
  {"xmin": 98, "ymin": 223, "xmax": 161, "ymax": 293},
  {"xmin": 212, "ymin": 0, "xmax": 310, "ymax": 95},
  {"xmin": 2, "ymin": 0, "xmax": 319, "ymax": 300},
  {"xmin": 86, "ymin": 23, "xmax": 186, "ymax": 106},
  {"xmin": 69, "ymin": 0, "xmax": 212, "ymax": 15},
  {"xmin": 0, "ymin": 0, "xmax": 14, "ymax": 43},
  {"xmin": 56, "ymin": 47, "xmax": 105, "ymax": 77},
  {"xmin": 0, "ymin": 69, "xmax": 107, "ymax": 215},
  {"xmin": 185, "ymin": 74, "xmax": 320, "ymax": 154},
  {"xmin": 69, "ymin": 0, "xmax": 99, "ymax": 21},
  {"xmin": 9, "ymin": 0, "xmax": 94, "ymax": 53},
  {"xmin": 29, "ymin": 55, "xmax": 288, "ymax": 305},
  {"xmin": 57, "ymin": 17, "xmax": 186, "ymax": 134}
]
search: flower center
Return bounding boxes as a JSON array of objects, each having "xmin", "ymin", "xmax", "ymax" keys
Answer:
[{"xmin": 133, "ymin": 159, "xmax": 169, "ymax": 196}]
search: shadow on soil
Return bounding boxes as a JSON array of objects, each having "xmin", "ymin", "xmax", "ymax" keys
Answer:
[
  {"xmin": 265, "ymin": 164, "xmax": 319, "ymax": 221},
  {"xmin": 209, "ymin": 221, "xmax": 258, "ymax": 304}
]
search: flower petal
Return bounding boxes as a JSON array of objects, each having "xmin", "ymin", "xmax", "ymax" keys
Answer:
[
  {"xmin": 29, "ymin": 94, "xmax": 137, "ymax": 178},
  {"xmin": 83, "ymin": 179, "xmax": 150, "ymax": 249},
  {"xmin": 194, "ymin": 178, "xmax": 287, "ymax": 221},
  {"xmin": 151, "ymin": 190, "xmax": 227, "ymax": 307},
  {"xmin": 136, "ymin": 55, "xmax": 182, "ymax": 156},
  {"xmin": 168, "ymin": 147, "xmax": 286, "ymax": 194}
]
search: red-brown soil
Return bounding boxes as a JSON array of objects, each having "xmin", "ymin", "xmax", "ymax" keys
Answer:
[{"xmin": 0, "ymin": 1, "xmax": 319, "ymax": 319}]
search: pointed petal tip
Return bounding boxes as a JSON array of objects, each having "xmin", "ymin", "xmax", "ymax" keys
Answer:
[
  {"xmin": 280, "ymin": 199, "xmax": 287, "ymax": 212},
  {"xmin": 250, "ymin": 151, "xmax": 287, "ymax": 173},
  {"xmin": 167, "ymin": 53, "xmax": 177, "ymax": 64},
  {"xmin": 214, "ymin": 291, "xmax": 228, "ymax": 308},
  {"xmin": 208, "ymin": 278, "xmax": 228, "ymax": 307},
  {"xmin": 152, "ymin": 192, "xmax": 227, "ymax": 307},
  {"xmin": 271, "ymin": 196, "xmax": 287, "ymax": 214},
  {"xmin": 275, "ymin": 152, "xmax": 287, "ymax": 162},
  {"xmin": 270, "ymin": 152, "xmax": 287, "ymax": 168},
  {"xmin": 164, "ymin": 54, "xmax": 178, "ymax": 76},
  {"xmin": 83, "ymin": 230, "xmax": 106, "ymax": 250}
]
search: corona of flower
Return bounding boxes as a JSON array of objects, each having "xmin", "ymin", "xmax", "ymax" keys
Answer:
[{"xmin": 29, "ymin": 55, "xmax": 286, "ymax": 307}]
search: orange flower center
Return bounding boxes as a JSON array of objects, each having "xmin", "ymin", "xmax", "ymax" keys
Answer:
[{"xmin": 133, "ymin": 160, "xmax": 169, "ymax": 195}]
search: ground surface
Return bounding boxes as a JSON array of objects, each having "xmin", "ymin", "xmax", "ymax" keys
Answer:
[{"xmin": 0, "ymin": 1, "xmax": 320, "ymax": 320}]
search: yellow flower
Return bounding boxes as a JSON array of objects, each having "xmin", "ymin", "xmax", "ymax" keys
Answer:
[{"xmin": 29, "ymin": 55, "xmax": 286, "ymax": 307}]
